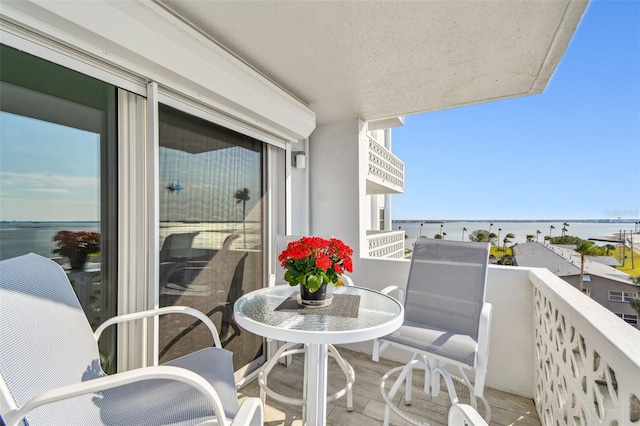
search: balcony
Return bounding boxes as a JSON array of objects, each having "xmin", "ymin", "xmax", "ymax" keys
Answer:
[
  {"xmin": 238, "ymin": 262, "xmax": 640, "ymax": 425},
  {"xmin": 366, "ymin": 230, "xmax": 405, "ymax": 259},
  {"xmin": 366, "ymin": 136, "xmax": 405, "ymax": 195}
]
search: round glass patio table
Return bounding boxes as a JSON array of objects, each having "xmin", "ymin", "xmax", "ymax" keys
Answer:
[{"xmin": 234, "ymin": 285, "xmax": 403, "ymax": 425}]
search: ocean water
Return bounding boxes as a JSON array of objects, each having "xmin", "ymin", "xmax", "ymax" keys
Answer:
[
  {"xmin": 0, "ymin": 222, "xmax": 100, "ymax": 261},
  {"xmin": 392, "ymin": 220, "xmax": 639, "ymax": 245},
  {"xmin": 1, "ymin": 220, "xmax": 638, "ymax": 261}
]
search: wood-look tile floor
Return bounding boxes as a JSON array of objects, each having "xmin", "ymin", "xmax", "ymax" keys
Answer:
[{"xmin": 238, "ymin": 348, "xmax": 541, "ymax": 426}]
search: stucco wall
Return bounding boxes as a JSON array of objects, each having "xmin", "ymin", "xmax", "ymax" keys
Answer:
[{"xmin": 309, "ymin": 119, "xmax": 362, "ymax": 254}]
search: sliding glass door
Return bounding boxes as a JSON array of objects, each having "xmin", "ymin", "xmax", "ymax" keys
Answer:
[
  {"xmin": 158, "ymin": 104, "xmax": 264, "ymax": 371},
  {"xmin": 0, "ymin": 45, "xmax": 118, "ymax": 372}
]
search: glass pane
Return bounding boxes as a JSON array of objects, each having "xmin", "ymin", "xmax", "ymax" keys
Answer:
[
  {"xmin": 158, "ymin": 104, "xmax": 264, "ymax": 371},
  {"xmin": 0, "ymin": 45, "xmax": 118, "ymax": 372}
]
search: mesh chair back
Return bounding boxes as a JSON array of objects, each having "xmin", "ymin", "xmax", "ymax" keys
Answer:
[
  {"xmin": 0, "ymin": 253, "xmax": 104, "ymax": 409},
  {"xmin": 404, "ymin": 239, "xmax": 490, "ymax": 338}
]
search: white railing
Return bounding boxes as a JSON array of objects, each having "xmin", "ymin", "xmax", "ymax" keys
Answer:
[
  {"xmin": 347, "ymin": 261, "xmax": 640, "ymax": 426},
  {"xmin": 366, "ymin": 230, "xmax": 405, "ymax": 258},
  {"xmin": 367, "ymin": 137, "xmax": 404, "ymax": 194},
  {"xmin": 530, "ymin": 269, "xmax": 640, "ymax": 425}
]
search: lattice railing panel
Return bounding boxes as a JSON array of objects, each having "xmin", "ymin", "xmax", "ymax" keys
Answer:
[
  {"xmin": 367, "ymin": 231, "xmax": 405, "ymax": 258},
  {"xmin": 532, "ymin": 275, "xmax": 640, "ymax": 425},
  {"xmin": 367, "ymin": 137, "xmax": 404, "ymax": 191}
]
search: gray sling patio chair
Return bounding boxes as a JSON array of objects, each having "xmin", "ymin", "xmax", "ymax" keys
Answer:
[
  {"xmin": 257, "ymin": 235, "xmax": 355, "ymax": 412},
  {"xmin": 373, "ymin": 238, "xmax": 492, "ymax": 425},
  {"xmin": 0, "ymin": 253, "xmax": 263, "ymax": 426}
]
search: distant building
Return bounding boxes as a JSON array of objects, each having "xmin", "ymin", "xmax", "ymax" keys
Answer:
[{"xmin": 512, "ymin": 242, "xmax": 639, "ymax": 329}]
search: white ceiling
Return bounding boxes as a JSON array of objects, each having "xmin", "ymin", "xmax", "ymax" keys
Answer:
[{"xmin": 157, "ymin": 0, "xmax": 588, "ymax": 125}]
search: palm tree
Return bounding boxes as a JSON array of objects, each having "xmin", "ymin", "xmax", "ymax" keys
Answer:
[
  {"xmin": 605, "ymin": 244, "xmax": 616, "ymax": 256},
  {"xmin": 526, "ymin": 234, "xmax": 535, "ymax": 242},
  {"xmin": 562, "ymin": 222, "xmax": 570, "ymax": 237},
  {"xmin": 536, "ymin": 230, "xmax": 541, "ymax": 242},
  {"xmin": 468, "ymin": 230, "xmax": 488, "ymax": 242},
  {"xmin": 434, "ymin": 233, "xmax": 443, "ymax": 239},
  {"xmin": 488, "ymin": 232, "xmax": 498, "ymax": 246},
  {"xmin": 442, "ymin": 232, "xmax": 447, "ymax": 240},
  {"xmin": 234, "ymin": 188, "xmax": 250, "ymax": 220},
  {"xmin": 549, "ymin": 225, "xmax": 555, "ymax": 238},
  {"xmin": 462, "ymin": 227, "xmax": 467, "ymax": 241},
  {"xmin": 234, "ymin": 188, "xmax": 250, "ymax": 247},
  {"xmin": 503, "ymin": 233, "xmax": 515, "ymax": 249},
  {"xmin": 575, "ymin": 241, "xmax": 604, "ymax": 292},
  {"xmin": 497, "ymin": 228, "xmax": 502, "ymax": 246}
]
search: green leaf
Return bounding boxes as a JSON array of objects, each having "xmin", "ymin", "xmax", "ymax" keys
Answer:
[{"xmin": 306, "ymin": 274, "xmax": 322, "ymax": 292}]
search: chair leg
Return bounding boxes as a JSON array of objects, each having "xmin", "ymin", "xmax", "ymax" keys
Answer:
[
  {"xmin": 258, "ymin": 342, "xmax": 306, "ymax": 407},
  {"xmin": 426, "ymin": 358, "xmax": 441, "ymax": 397},
  {"xmin": 404, "ymin": 365, "xmax": 413, "ymax": 406},
  {"xmin": 327, "ymin": 345, "xmax": 354, "ymax": 411},
  {"xmin": 380, "ymin": 359, "xmax": 421, "ymax": 426},
  {"xmin": 456, "ymin": 365, "xmax": 478, "ymax": 409},
  {"xmin": 372, "ymin": 338, "xmax": 380, "ymax": 362},
  {"xmin": 383, "ymin": 402, "xmax": 392, "ymax": 426}
]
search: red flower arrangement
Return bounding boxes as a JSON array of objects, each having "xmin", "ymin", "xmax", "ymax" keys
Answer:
[
  {"xmin": 53, "ymin": 230, "xmax": 101, "ymax": 258},
  {"xmin": 278, "ymin": 236, "xmax": 353, "ymax": 293}
]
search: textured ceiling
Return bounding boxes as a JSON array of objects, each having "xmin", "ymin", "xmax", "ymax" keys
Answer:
[{"xmin": 157, "ymin": 0, "xmax": 587, "ymax": 125}]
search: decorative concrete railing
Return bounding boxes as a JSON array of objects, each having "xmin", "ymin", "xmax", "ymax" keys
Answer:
[
  {"xmin": 366, "ymin": 230, "xmax": 405, "ymax": 258},
  {"xmin": 367, "ymin": 137, "xmax": 404, "ymax": 193},
  {"xmin": 530, "ymin": 270, "xmax": 640, "ymax": 425}
]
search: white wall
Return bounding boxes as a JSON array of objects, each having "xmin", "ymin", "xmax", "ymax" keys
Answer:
[
  {"xmin": 484, "ymin": 265, "xmax": 535, "ymax": 397},
  {"xmin": 309, "ymin": 119, "xmax": 363, "ymax": 255},
  {"xmin": 289, "ymin": 139, "xmax": 309, "ymax": 235}
]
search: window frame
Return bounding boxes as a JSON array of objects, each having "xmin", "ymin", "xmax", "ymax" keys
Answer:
[
  {"xmin": 609, "ymin": 291, "xmax": 638, "ymax": 303},
  {"xmin": 615, "ymin": 312, "xmax": 639, "ymax": 326}
]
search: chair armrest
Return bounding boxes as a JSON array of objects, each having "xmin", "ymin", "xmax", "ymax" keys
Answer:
[
  {"xmin": 3, "ymin": 366, "xmax": 230, "ymax": 426},
  {"xmin": 474, "ymin": 302, "xmax": 493, "ymax": 398},
  {"xmin": 380, "ymin": 285, "xmax": 406, "ymax": 303},
  {"xmin": 94, "ymin": 306, "xmax": 221, "ymax": 347},
  {"xmin": 448, "ymin": 403, "xmax": 488, "ymax": 426},
  {"xmin": 339, "ymin": 275, "xmax": 354, "ymax": 287},
  {"xmin": 231, "ymin": 397, "xmax": 264, "ymax": 426}
]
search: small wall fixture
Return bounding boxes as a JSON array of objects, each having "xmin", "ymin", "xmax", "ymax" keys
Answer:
[{"xmin": 293, "ymin": 151, "xmax": 306, "ymax": 169}]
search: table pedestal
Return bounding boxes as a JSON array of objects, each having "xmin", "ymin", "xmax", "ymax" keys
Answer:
[{"xmin": 305, "ymin": 343, "xmax": 328, "ymax": 425}]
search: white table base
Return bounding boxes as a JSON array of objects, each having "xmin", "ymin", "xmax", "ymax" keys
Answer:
[{"xmin": 305, "ymin": 343, "xmax": 328, "ymax": 425}]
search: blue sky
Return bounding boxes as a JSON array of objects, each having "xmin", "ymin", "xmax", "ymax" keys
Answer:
[
  {"xmin": 0, "ymin": 112, "xmax": 101, "ymax": 221},
  {"xmin": 392, "ymin": 0, "xmax": 640, "ymax": 221}
]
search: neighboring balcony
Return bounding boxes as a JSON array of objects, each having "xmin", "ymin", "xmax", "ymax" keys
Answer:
[
  {"xmin": 366, "ymin": 230, "xmax": 405, "ymax": 259},
  {"xmin": 240, "ymin": 261, "xmax": 640, "ymax": 425},
  {"xmin": 366, "ymin": 136, "xmax": 404, "ymax": 194}
]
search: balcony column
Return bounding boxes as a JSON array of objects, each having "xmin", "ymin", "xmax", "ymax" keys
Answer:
[{"xmin": 308, "ymin": 118, "xmax": 364, "ymax": 258}]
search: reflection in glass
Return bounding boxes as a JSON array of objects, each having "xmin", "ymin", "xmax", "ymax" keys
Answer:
[
  {"xmin": 0, "ymin": 45, "xmax": 117, "ymax": 372},
  {"xmin": 158, "ymin": 105, "xmax": 264, "ymax": 371}
]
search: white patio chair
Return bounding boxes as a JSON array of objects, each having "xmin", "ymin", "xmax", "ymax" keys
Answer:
[
  {"xmin": 0, "ymin": 253, "xmax": 263, "ymax": 426},
  {"xmin": 374, "ymin": 238, "xmax": 492, "ymax": 425},
  {"xmin": 257, "ymin": 235, "xmax": 355, "ymax": 412}
]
